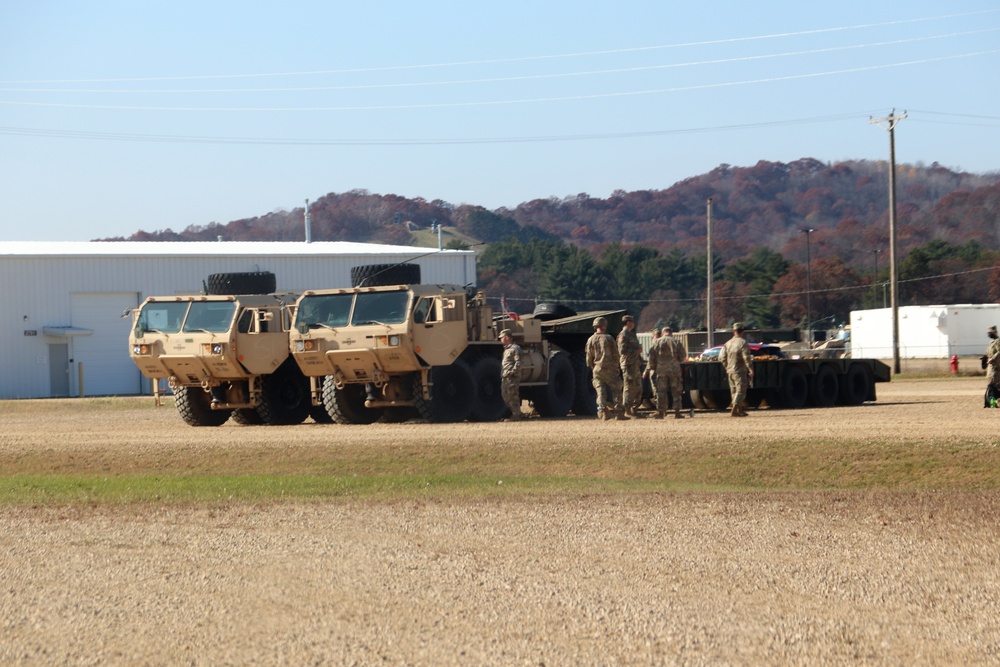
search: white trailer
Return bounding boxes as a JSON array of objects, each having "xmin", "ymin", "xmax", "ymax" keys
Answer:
[{"xmin": 850, "ymin": 304, "xmax": 1000, "ymax": 359}]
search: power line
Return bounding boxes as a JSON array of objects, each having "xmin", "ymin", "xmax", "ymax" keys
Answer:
[
  {"xmin": 2, "ymin": 9, "xmax": 994, "ymax": 84},
  {"xmin": 2, "ymin": 50, "xmax": 996, "ymax": 112},
  {"xmin": 4, "ymin": 29, "xmax": 994, "ymax": 95}
]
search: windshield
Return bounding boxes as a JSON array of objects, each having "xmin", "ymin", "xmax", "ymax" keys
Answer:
[
  {"xmin": 137, "ymin": 301, "xmax": 188, "ymax": 334},
  {"xmin": 351, "ymin": 291, "xmax": 410, "ymax": 325},
  {"xmin": 182, "ymin": 301, "xmax": 236, "ymax": 333},
  {"xmin": 296, "ymin": 293, "xmax": 354, "ymax": 328}
]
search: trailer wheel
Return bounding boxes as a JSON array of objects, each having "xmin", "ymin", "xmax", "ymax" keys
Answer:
[
  {"xmin": 698, "ymin": 389, "xmax": 731, "ymax": 410},
  {"xmin": 776, "ymin": 365, "xmax": 808, "ymax": 409},
  {"xmin": 350, "ymin": 263, "xmax": 421, "ymax": 288},
  {"xmin": 531, "ymin": 352, "xmax": 576, "ymax": 417},
  {"xmin": 232, "ymin": 408, "xmax": 263, "ymax": 425},
  {"xmin": 174, "ymin": 386, "xmax": 232, "ymax": 427},
  {"xmin": 323, "ymin": 379, "xmax": 384, "ymax": 424},
  {"xmin": 839, "ymin": 363, "xmax": 872, "ymax": 406},
  {"xmin": 569, "ymin": 350, "xmax": 598, "ymax": 416},
  {"xmin": 808, "ymin": 365, "xmax": 839, "ymax": 408},
  {"xmin": 469, "ymin": 356, "xmax": 506, "ymax": 422},
  {"xmin": 414, "ymin": 360, "xmax": 476, "ymax": 423},
  {"xmin": 205, "ymin": 271, "xmax": 276, "ymax": 295},
  {"xmin": 258, "ymin": 363, "xmax": 311, "ymax": 425}
]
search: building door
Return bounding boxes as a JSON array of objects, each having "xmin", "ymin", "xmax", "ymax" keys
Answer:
[
  {"xmin": 49, "ymin": 343, "xmax": 70, "ymax": 397},
  {"xmin": 70, "ymin": 292, "xmax": 142, "ymax": 395}
]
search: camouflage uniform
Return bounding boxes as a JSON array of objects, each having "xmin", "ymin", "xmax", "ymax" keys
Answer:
[
  {"xmin": 647, "ymin": 332, "xmax": 686, "ymax": 418},
  {"xmin": 718, "ymin": 327, "xmax": 753, "ymax": 416},
  {"xmin": 617, "ymin": 318, "xmax": 643, "ymax": 415},
  {"xmin": 500, "ymin": 332, "xmax": 523, "ymax": 419},
  {"xmin": 586, "ymin": 325, "xmax": 624, "ymax": 420},
  {"xmin": 986, "ymin": 326, "xmax": 1000, "ymax": 407}
]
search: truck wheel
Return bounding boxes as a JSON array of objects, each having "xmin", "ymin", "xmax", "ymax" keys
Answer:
[
  {"xmin": 258, "ymin": 364, "xmax": 311, "ymax": 425},
  {"xmin": 414, "ymin": 360, "xmax": 476, "ymax": 423},
  {"xmin": 350, "ymin": 263, "xmax": 421, "ymax": 288},
  {"xmin": 569, "ymin": 349, "xmax": 598, "ymax": 416},
  {"xmin": 174, "ymin": 386, "xmax": 232, "ymax": 427},
  {"xmin": 838, "ymin": 363, "xmax": 871, "ymax": 406},
  {"xmin": 688, "ymin": 390, "xmax": 707, "ymax": 410},
  {"xmin": 531, "ymin": 353, "xmax": 576, "ymax": 417},
  {"xmin": 323, "ymin": 380, "xmax": 384, "ymax": 424},
  {"xmin": 698, "ymin": 389, "xmax": 731, "ymax": 410},
  {"xmin": 205, "ymin": 271, "xmax": 276, "ymax": 295},
  {"xmin": 776, "ymin": 365, "xmax": 808, "ymax": 409},
  {"xmin": 232, "ymin": 408, "xmax": 263, "ymax": 425},
  {"xmin": 808, "ymin": 365, "xmax": 839, "ymax": 407},
  {"xmin": 469, "ymin": 356, "xmax": 506, "ymax": 422},
  {"xmin": 309, "ymin": 405, "xmax": 334, "ymax": 423}
]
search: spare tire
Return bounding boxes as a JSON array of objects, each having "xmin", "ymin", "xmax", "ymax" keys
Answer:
[
  {"xmin": 532, "ymin": 303, "xmax": 577, "ymax": 321},
  {"xmin": 350, "ymin": 263, "xmax": 421, "ymax": 288},
  {"xmin": 206, "ymin": 271, "xmax": 276, "ymax": 295}
]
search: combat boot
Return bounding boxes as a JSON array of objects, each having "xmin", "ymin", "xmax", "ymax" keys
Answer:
[
  {"xmin": 615, "ymin": 410, "xmax": 631, "ymax": 421},
  {"xmin": 674, "ymin": 409, "xmax": 684, "ymax": 419},
  {"xmin": 730, "ymin": 406, "xmax": 740, "ymax": 417},
  {"xmin": 652, "ymin": 410, "xmax": 665, "ymax": 420}
]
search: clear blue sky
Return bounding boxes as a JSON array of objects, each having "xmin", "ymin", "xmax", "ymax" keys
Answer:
[{"xmin": 1, "ymin": 1, "xmax": 998, "ymax": 241}]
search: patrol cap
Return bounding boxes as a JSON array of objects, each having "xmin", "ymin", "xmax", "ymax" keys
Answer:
[
  {"xmin": 990, "ymin": 325, "xmax": 998, "ymax": 335},
  {"xmin": 622, "ymin": 315, "xmax": 634, "ymax": 324},
  {"xmin": 732, "ymin": 321, "xmax": 745, "ymax": 331},
  {"xmin": 593, "ymin": 316, "xmax": 608, "ymax": 329},
  {"xmin": 663, "ymin": 326, "xmax": 673, "ymax": 334},
  {"xmin": 499, "ymin": 329, "xmax": 513, "ymax": 338}
]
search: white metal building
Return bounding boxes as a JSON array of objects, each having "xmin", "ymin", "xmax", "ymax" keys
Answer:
[
  {"xmin": 0, "ymin": 241, "xmax": 476, "ymax": 399},
  {"xmin": 850, "ymin": 304, "xmax": 1000, "ymax": 358}
]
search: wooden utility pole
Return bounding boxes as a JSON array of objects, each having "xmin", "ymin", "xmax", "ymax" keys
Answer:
[
  {"xmin": 706, "ymin": 197, "xmax": 714, "ymax": 348},
  {"xmin": 869, "ymin": 110, "xmax": 906, "ymax": 375}
]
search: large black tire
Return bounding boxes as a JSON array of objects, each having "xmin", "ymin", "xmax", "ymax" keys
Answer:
[
  {"xmin": 257, "ymin": 363, "xmax": 311, "ymax": 425},
  {"xmin": 775, "ymin": 365, "xmax": 808, "ymax": 409},
  {"xmin": 174, "ymin": 386, "xmax": 232, "ymax": 427},
  {"xmin": 697, "ymin": 389, "xmax": 731, "ymax": 410},
  {"xmin": 688, "ymin": 389, "xmax": 707, "ymax": 410},
  {"xmin": 323, "ymin": 379, "xmax": 384, "ymax": 424},
  {"xmin": 414, "ymin": 360, "xmax": 476, "ymax": 423},
  {"xmin": 205, "ymin": 271, "xmax": 276, "ymax": 295},
  {"xmin": 531, "ymin": 353, "xmax": 576, "ymax": 417},
  {"xmin": 838, "ymin": 363, "xmax": 872, "ymax": 406},
  {"xmin": 532, "ymin": 303, "xmax": 577, "ymax": 321},
  {"xmin": 469, "ymin": 356, "xmax": 506, "ymax": 422},
  {"xmin": 380, "ymin": 407, "xmax": 416, "ymax": 423},
  {"xmin": 808, "ymin": 365, "xmax": 840, "ymax": 408},
  {"xmin": 350, "ymin": 263, "xmax": 421, "ymax": 288},
  {"xmin": 570, "ymin": 349, "xmax": 598, "ymax": 416},
  {"xmin": 232, "ymin": 408, "xmax": 263, "ymax": 425}
]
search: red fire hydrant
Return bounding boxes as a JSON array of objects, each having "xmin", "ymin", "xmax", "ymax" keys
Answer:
[{"xmin": 950, "ymin": 354, "xmax": 959, "ymax": 374}]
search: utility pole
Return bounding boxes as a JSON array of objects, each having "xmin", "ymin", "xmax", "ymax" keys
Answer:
[
  {"xmin": 871, "ymin": 248, "xmax": 880, "ymax": 307},
  {"xmin": 706, "ymin": 197, "xmax": 714, "ymax": 349},
  {"xmin": 801, "ymin": 227, "xmax": 814, "ymax": 344},
  {"xmin": 869, "ymin": 110, "xmax": 906, "ymax": 375}
]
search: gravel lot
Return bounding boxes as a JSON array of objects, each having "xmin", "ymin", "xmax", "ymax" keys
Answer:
[{"xmin": 3, "ymin": 377, "xmax": 1000, "ymax": 665}]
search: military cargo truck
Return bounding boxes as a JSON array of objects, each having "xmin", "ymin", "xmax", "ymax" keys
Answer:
[
  {"xmin": 287, "ymin": 267, "xmax": 622, "ymax": 423},
  {"xmin": 128, "ymin": 272, "xmax": 321, "ymax": 427}
]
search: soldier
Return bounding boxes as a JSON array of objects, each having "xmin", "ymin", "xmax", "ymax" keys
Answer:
[
  {"xmin": 617, "ymin": 314, "xmax": 643, "ymax": 417},
  {"xmin": 718, "ymin": 322, "xmax": 755, "ymax": 417},
  {"xmin": 586, "ymin": 316, "xmax": 628, "ymax": 420},
  {"xmin": 499, "ymin": 329, "xmax": 524, "ymax": 420},
  {"xmin": 644, "ymin": 325, "xmax": 687, "ymax": 419},
  {"xmin": 985, "ymin": 325, "xmax": 1000, "ymax": 407},
  {"xmin": 648, "ymin": 327, "xmax": 662, "ymax": 404}
]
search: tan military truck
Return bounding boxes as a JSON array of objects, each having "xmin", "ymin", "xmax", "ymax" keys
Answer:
[
  {"xmin": 129, "ymin": 271, "xmax": 322, "ymax": 426},
  {"xmin": 287, "ymin": 265, "xmax": 623, "ymax": 423}
]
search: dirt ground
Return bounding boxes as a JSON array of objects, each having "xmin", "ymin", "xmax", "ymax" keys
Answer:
[{"xmin": 2, "ymin": 377, "xmax": 1000, "ymax": 665}]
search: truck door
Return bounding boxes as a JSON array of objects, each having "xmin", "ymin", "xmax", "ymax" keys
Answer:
[{"xmin": 410, "ymin": 295, "xmax": 468, "ymax": 366}]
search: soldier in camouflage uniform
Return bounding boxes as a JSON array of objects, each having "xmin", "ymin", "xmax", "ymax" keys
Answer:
[
  {"xmin": 499, "ymin": 329, "xmax": 523, "ymax": 420},
  {"xmin": 718, "ymin": 322, "xmax": 755, "ymax": 417},
  {"xmin": 985, "ymin": 325, "xmax": 1000, "ymax": 407},
  {"xmin": 617, "ymin": 315, "xmax": 643, "ymax": 417},
  {"xmin": 586, "ymin": 316, "xmax": 628, "ymax": 420},
  {"xmin": 644, "ymin": 325, "xmax": 687, "ymax": 419},
  {"xmin": 648, "ymin": 327, "xmax": 662, "ymax": 404}
]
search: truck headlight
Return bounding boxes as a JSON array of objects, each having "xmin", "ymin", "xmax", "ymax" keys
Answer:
[
  {"xmin": 376, "ymin": 335, "xmax": 400, "ymax": 347},
  {"xmin": 202, "ymin": 343, "xmax": 225, "ymax": 355},
  {"xmin": 295, "ymin": 340, "xmax": 317, "ymax": 352},
  {"xmin": 132, "ymin": 344, "xmax": 151, "ymax": 355}
]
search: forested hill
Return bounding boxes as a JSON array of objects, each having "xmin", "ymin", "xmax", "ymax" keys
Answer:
[{"xmin": 105, "ymin": 158, "xmax": 1000, "ymax": 268}]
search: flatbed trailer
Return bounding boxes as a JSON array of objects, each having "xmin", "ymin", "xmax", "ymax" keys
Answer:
[{"xmin": 681, "ymin": 358, "xmax": 891, "ymax": 410}]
